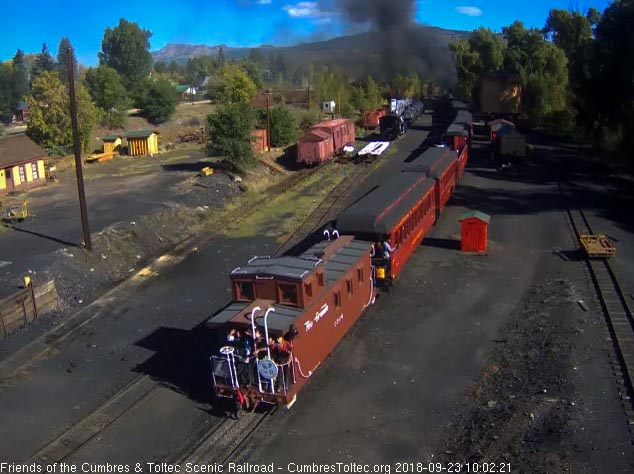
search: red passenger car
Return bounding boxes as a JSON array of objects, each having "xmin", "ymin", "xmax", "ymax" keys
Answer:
[
  {"xmin": 445, "ymin": 124, "xmax": 469, "ymax": 178},
  {"xmin": 297, "ymin": 119, "xmax": 355, "ymax": 166},
  {"xmin": 208, "ymin": 236, "xmax": 374, "ymax": 409},
  {"xmin": 336, "ymin": 172, "xmax": 437, "ymax": 283},
  {"xmin": 403, "ymin": 147, "xmax": 458, "ymax": 216}
]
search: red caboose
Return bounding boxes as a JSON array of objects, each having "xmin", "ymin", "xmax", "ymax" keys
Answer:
[
  {"xmin": 208, "ymin": 236, "xmax": 374, "ymax": 410},
  {"xmin": 460, "ymin": 211, "xmax": 490, "ymax": 253}
]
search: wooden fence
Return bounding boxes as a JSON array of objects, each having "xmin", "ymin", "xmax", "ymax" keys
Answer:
[{"xmin": 0, "ymin": 280, "xmax": 58, "ymax": 338}]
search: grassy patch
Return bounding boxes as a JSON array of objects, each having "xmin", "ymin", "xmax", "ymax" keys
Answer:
[{"xmin": 222, "ymin": 163, "xmax": 351, "ymax": 239}]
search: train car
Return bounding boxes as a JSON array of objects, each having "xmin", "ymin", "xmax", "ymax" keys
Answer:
[
  {"xmin": 444, "ymin": 123, "xmax": 469, "ymax": 178},
  {"xmin": 403, "ymin": 147, "xmax": 458, "ymax": 216},
  {"xmin": 363, "ymin": 108, "xmax": 387, "ymax": 129},
  {"xmin": 297, "ymin": 129, "xmax": 334, "ymax": 166},
  {"xmin": 297, "ymin": 119, "xmax": 355, "ymax": 166},
  {"xmin": 450, "ymin": 100, "xmax": 469, "ymax": 111},
  {"xmin": 453, "ymin": 110, "xmax": 474, "ymax": 143},
  {"xmin": 379, "ymin": 114, "xmax": 406, "ymax": 140},
  {"xmin": 208, "ymin": 236, "xmax": 374, "ymax": 410},
  {"xmin": 336, "ymin": 172, "xmax": 436, "ymax": 284},
  {"xmin": 312, "ymin": 119, "xmax": 355, "ymax": 155}
]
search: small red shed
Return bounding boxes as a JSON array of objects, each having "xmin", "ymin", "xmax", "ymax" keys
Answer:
[{"xmin": 459, "ymin": 210, "xmax": 490, "ymax": 253}]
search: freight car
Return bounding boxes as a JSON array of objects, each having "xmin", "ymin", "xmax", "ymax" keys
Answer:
[
  {"xmin": 297, "ymin": 119, "xmax": 355, "ymax": 166},
  {"xmin": 363, "ymin": 108, "xmax": 387, "ymax": 129}
]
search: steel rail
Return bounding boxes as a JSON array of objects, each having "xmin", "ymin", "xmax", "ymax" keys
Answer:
[{"xmin": 561, "ymin": 181, "xmax": 634, "ymax": 426}]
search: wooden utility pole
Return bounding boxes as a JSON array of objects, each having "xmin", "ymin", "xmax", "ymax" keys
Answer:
[
  {"xmin": 266, "ymin": 91, "xmax": 271, "ymax": 152},
  {"xmin": 68, "ymin": 47, "xmax": 92, "ymax": 251}
]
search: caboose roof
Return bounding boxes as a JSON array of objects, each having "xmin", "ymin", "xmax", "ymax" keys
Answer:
[
  {"xmin": 336, "ymin": 173, "xmax": 435, "ymax": 235},
  {"xmin": 231, "ymin": 255, "xmax": 322, "ymax": 281},
  {"xmin": 208, "ymin": 237, "xmax": 371, "ymax": 332}
]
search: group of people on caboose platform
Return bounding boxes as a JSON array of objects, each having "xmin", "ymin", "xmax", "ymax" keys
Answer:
[{"xmin": 225, "ymin": 327, "xmax": 293, "ymax": 365}]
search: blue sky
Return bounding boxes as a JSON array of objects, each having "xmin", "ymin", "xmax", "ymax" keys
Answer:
[{"xmin": 1, "ymin": 0, "xmax": 611, "ymax": 66}]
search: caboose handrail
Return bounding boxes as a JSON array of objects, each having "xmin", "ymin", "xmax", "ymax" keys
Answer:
[{"xmin": 248, "ymin": 255, "xmax": 271, "ymax": 264}]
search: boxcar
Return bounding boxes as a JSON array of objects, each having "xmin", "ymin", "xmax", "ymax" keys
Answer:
[
  {"xmin": 208, "ymin": 236, "xmax": 374, "ymax": 409},
  {"xmin": 297, "ymin": 119, "xmax": 355, "ymax": 166},
  {"xmin": 312, "ymin": 119, "xmax": 355, "ymax": 154},
  {"xmin": 403, "ymin": 147, "xmax": 458, "ymax": 216},
  {"xmin": 336, "ymin": 172, "xmax": 436, "ymax": 283},
  {"xmin": 297, "ymin": 129, "xmax": 334, "ymax": 166},
  {"xmin": 363, "ymin": 108, "xmax": 387, "ymax": 129}
]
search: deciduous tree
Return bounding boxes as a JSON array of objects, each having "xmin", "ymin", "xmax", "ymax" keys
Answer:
[
  {"xmin": 99, "ymin": 18, "xmax": 153, "ymax": 90},
  {"xmin": 136, "ymin": 78, "xmax": 178, "ymax": 124},
  {"xmin": 26, "ymin": 71, "xmax": 99, "ymax": 151},
  {"xmin": 212, "ymin": 64, "xmax": 258, "ymax": 105},
  {"xmin": 84, "ymin": 65, "xmax": 128, "ymax": 128}
]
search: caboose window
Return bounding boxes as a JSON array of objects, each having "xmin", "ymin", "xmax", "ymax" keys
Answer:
[
  {"xmin": 334, "ymin": 291, "xmax": 341, "ymax": 308},
  {"xmin": 237, "ymin": 281, "xmax": 255, "ymax": 301},
  {"xmin": 317, "ymin": 272, "xmax": 324, "ymax": 287},
  {"xmin": 305, "ymin": 283, "xmax": 313, "ymax": 298},
  {"xmin": 357, "ymin": 268, "xmax": 364, "ymax": 283},
  {"xmin": 279, "ymin": 283, "xmax": 299, "ymax": 305},
  {"xmin": 346, "ymin": 279, "xmax": 353, "ymax": 295}
]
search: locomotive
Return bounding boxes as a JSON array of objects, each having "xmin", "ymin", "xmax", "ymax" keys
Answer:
[{"xmin": 209, "ymin": 99, "xmax": 471, "ymax": 411}]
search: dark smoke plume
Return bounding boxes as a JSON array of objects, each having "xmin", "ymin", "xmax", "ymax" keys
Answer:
[{"xmin": 322, "ymin": 0, "xmax": 456, "ymax": 86}]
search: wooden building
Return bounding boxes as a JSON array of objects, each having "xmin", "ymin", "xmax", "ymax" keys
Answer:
[
  {"xmin": 125, "ymin": 130, "xmax": 159, "ymax": 156},
  {"xmin": 102, "ymin": 135, "xmax": 123, "ymax": 154},
  {"xmin": 252, "ymin": 129, "xmax": 269, "ymax": 153},
  {"xmin": 0, "ymin": 134, "xmax": 47, "ymax": 195}
]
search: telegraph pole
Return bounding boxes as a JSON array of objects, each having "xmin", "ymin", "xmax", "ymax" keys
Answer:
[
  {"xmin": 266, "ymin": 90, "xmax": 271, "ymax": 152},
  {"xmin": 68, "ymin": 47, "xmax": 92, "ymax": 251}
]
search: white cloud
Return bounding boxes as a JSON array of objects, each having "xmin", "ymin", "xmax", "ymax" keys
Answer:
[
  {"xmin": 455, "ymin": 6, "xmax": 483, "ymax": 17},
  {"xmin": 283, "ymin": 2, "xmax": 329, "ymax": 18},
  {"xmin": 257, "ymin": 0, "xmax": 272, "ymax": 4}
]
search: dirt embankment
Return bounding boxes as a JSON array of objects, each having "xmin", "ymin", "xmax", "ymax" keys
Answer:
[{"xmin": 438, "ymin": 257, "xmax": 634, "ymax": 473}]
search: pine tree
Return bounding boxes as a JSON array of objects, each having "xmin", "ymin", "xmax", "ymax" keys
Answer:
[
  {"xmin": 32, "ymin": 43, "xmax": 57, "ymax": 80},
  {"xmin": 57, "ymin": 38, "xmax": 78, "ymax": 84}
]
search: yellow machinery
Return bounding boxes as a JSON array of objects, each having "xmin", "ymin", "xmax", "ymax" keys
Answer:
[
  {"xmin": 4, "ymin": 200, "xmax": 28, "ymax": 223},
  {"xmin": 200, "ymin": 166, "xmax": 214, "ymax": 177},
  {"xmin": 579, "ymin": 234, "xmax": 616, "ymax": 258}
]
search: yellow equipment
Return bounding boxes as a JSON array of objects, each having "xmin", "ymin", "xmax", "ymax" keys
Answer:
[
  {"xmin": 200, "ymin": 166, "xmax": 214, "ymax": 177},
  {"xmin": 4, "ymin": 200, "xmax": 28, "ymax": 223},
  {"xmin": 579, "ymin": 234, "xmax": 616, "ymax": 258}
]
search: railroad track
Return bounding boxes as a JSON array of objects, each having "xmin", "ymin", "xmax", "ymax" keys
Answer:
[
  {"xmin": 561, "ymin": 181, "xmax": 634, "ymax": 427},
  {"xmin": 275, "ymin": 162, "xmax": 375, "ymax": 255},
  {"xmin": 24, "ymin": 163, "xmax": 331, "ymax": 464},
  {"xmin": 174, "ymin": 408, "xmax": 278, "ymax": 465}
]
